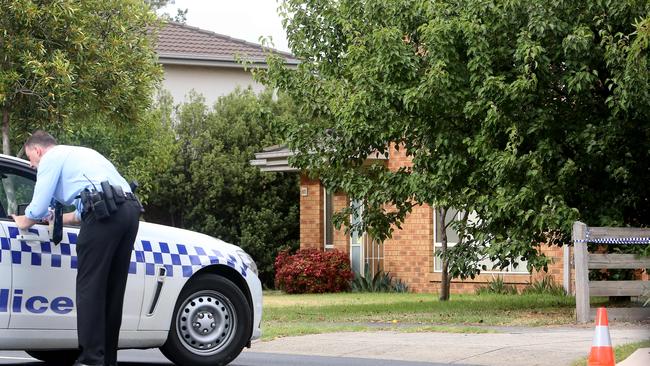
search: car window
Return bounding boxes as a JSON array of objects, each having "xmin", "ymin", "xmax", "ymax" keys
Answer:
[{"xmin": 0, "ymin": 169, "xmax": 35, "ymax": 217}]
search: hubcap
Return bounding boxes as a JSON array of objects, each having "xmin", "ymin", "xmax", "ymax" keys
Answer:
[{"xmin": 175, "ymin": 290, "xmax": 237, "ymax": 356}]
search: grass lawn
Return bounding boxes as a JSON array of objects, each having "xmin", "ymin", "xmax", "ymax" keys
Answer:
[{"xmin": 261, "ymin": 291, "xmax": 576, "ymax": 340}]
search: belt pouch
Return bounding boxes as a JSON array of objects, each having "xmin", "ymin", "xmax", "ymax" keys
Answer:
[
  {"xmin": 112, "ymin": 184, "xmax": 126, "ymax": 204},
  {"xmin": 101, "ymin": 181, "xmax": 118, "ymax": 213}
]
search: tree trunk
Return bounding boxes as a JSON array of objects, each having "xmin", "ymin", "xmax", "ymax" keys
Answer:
[
  {"xmin": 2, "ymin": 107, "xmax": 10, "ymax": 155},
  {"xmin": 1, "ymin": 107, "xmax": 17, "ymax": 214},
  {"xmin": 438, "ymin": 207, "xmax": 450, "ymax": 301}
]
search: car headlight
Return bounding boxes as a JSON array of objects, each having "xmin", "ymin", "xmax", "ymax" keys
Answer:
[{"xmin": 236, "ymin": 249, "xmax": 258, "ymax": 276}]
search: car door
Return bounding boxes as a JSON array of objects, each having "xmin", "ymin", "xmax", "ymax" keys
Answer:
[
  {"xmin": 0, "ymin": 222, "xmax": 9, "ymax": 328},
  {"xmin": 0, "ymin": 160, "xmax": 144, "ymax": 330}
]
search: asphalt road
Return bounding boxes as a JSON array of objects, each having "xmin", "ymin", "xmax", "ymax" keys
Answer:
[
  {"xmin": 0, "ymin": 349, "xmax": 476, "ymax": 366},
  {"xmin": 1, "ymin": 324, "xmax": 648, "ymax": 366}
]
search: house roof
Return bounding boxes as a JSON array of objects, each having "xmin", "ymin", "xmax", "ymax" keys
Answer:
[
  {"xmin": 250, "ymin": 145, "xmax": 389, "ymax": 173},
  {"xmin": 156, "ymin": 21, "xmax": 299, "ymax": 68}
]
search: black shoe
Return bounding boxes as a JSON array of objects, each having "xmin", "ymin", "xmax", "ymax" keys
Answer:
[{"xmin": 72, "ymin": 361, "xmax": 102, "ymax": 366}]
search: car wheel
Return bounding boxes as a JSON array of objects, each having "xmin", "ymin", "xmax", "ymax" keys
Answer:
[
  {"xmin": 26, "ymin": 350, "xmax": 79, "ymax": 365},
  {"xmin": 160, "ymin": 274, "xmax": 252, "ymax": 366}
]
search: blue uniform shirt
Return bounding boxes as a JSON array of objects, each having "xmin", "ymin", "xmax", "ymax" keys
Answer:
[{"xmin": 25, "ymin": 145, "xmax": 132, "ymax": 221}]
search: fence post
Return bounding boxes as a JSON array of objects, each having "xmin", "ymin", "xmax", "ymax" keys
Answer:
[{"xmin": 573, "ymin": 221, "xmax": 589, "ymax": 323}]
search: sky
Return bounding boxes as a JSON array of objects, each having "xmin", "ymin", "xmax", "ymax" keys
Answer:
[{"xmin": 160, "ymin": 0, "xmax": 291, "ymax": 53}]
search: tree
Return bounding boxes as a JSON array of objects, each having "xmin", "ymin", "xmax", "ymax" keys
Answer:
[
  {"xmin": 259, "ymin": 0, "xmax": 650, "ymax": 298},
  {"xmin": 0, "ymin": 0, "xmax": 162, "ymax": 155},
  {"xmin": 146, "ymin": 89, "xmax": 300, "ymax": 287}
]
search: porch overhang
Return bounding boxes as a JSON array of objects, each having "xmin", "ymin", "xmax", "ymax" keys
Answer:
[
  {"xmin": 250, "ymin": 145, "xmax": 299, "ymax": 172},
  {"xmin": 250, "ymin": 144, "xmax": 389, "ymax": 173}
]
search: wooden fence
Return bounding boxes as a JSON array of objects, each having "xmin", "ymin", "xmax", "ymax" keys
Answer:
[{"xmin": 572, "ymin": 221, "xmax": 650, "ymax": 323}]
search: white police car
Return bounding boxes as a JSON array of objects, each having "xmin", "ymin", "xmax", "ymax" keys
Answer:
[{"xmin": 0, "ymin": 154, "xmax": 262, "ymax": 365}]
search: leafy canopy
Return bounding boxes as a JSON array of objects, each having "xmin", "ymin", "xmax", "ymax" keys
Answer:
[
  {"xmin": 0, "ymin": 0, "xmax": 162, "ymax": 153},
  {"xmin": 260, "ymin": 0, "xmax": 650, "ymax": 276}
]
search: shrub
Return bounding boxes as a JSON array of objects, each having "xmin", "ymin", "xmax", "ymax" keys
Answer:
[
  {"xmin": 523, "ymin": 275, "xmax": 567, "ymax": 296},
  {"xmin": 274, "ymin": 249, "xmax": 354, "ymax": 294},
  {"xmin": 351, "ymin": 267, "xmax": 409, "ymax": 293},
  {"xmin": 475, "ymin": 275, "xmax": 518, "ymax": 295}
]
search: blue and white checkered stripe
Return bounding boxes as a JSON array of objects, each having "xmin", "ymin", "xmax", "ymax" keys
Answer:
[
  {"xmin": 573, "ymin": 230, "xmax": 650, "ymax": 245},
  {"xmin": 0, "ymin": 225, "xmax": 246, "ymax": 278},
  {"xmin": 135, "ymin": 240, "xmax": 247, "ymax": 278},
  {"xmin": 3, "ymin": 227, "xmax": 78, "ymax": 270}
]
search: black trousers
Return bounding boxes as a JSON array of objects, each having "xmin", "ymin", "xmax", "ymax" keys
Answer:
[{"xmin": 76, "ymin": 200, "xmax": 140, "ymax": 365}]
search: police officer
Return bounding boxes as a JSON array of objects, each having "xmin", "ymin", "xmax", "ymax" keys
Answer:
[{"xmin": 12, "ymin": 130, "xmax": 141, "ymax": 366}]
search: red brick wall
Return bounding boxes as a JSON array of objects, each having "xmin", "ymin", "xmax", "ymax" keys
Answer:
[
  {"xmin": 383, "ymin": 203, "xmax": 434, "ymax": 291},
  {"xmin": 300, "ymin": 176, "xmax": 323, "ymax": 250},
  {"xmin": 388, "ymin": 142, "xmax": 413, "ymax": 170}
]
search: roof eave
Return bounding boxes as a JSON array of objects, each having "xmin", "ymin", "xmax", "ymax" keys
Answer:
[
  {"xmin": 158, "ymin": 53, "xmax": 299, "ymax": 69},
  {"xmin": 250, "ymin": 159, "xmax": 299, "ymax": 173}
]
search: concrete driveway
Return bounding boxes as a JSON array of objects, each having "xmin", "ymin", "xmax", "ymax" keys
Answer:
[{"xmin": 248, "ymin": 325, "xmax": 650, "ymax": 366}]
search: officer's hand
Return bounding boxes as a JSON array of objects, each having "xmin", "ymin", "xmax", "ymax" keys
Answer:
[{"xmin": 10, "ymin": 215, "xmax": 37, "ymax": 230}]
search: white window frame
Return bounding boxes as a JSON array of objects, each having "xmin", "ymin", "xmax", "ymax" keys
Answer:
[
  {"xmin": 432, "ymin": 209, "xmax": 528, "ymax": 274},
  {"xmin": 323, "ymin": 187, "xmax": 334, "ymax": 250},
  {"xmin": 349, "ymin": 199, "xmax": 364, "ymax": 275}
]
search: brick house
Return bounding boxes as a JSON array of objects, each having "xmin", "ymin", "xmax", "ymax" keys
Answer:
[{"xmin": 252, "ymin": 144, "xmax": 575, "ymax": 294}]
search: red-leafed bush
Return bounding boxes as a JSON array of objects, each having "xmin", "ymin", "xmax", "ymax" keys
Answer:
[{"xmin": 274, "ymin": 248, "xmax": 354, "ymax": 294}]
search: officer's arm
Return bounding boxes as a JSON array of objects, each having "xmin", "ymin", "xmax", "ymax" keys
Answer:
[
  {"xmin": 63, "ymin": 211, "xmax": 81, "ymax": 226},
  {"xmin": 25, "ymin": 155, "xmax": 61, "ymax": 220}
]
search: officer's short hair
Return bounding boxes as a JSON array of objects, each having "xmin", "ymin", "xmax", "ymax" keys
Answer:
[{"xmin": 25, "ymin": 130, "xmax": 57, "ymax": 149}]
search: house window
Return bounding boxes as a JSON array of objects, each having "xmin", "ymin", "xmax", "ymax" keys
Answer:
[
  {"xmin": 433, "ymin": 208, "xmax": 528, "ymax": 274},
  {"xmin": 324, "ymin": 188, "xmax": 334, "ymax": 250}
]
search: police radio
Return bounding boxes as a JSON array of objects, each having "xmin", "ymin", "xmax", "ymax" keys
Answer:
[{"xmin": 81, "ymin": 175, "xmax": 110, "ymax": 219}]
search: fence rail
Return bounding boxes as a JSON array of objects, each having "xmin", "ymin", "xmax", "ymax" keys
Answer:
[{"xmin": 572, "ymin": 221, "xmax": 650, "ymax": 323}]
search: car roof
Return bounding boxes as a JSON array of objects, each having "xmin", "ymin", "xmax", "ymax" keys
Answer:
[{"xmin": 0, "ymin": 153, "xmax": 34, "ymax": 171}]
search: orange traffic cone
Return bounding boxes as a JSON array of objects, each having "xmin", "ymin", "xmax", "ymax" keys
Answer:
[{"xmin": 588, "ymin": 307, "xmax": 615, "ymax": 366}]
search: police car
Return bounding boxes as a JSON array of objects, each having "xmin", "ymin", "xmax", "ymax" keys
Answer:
[{"xmin": 0, "ymin": 154, "xmax": 262, "ymax": 366}]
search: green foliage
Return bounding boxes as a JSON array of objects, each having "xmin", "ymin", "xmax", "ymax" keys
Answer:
[
  {"xmin": 57, "ymin": 90, "xmax": 177, "ymax": 204},
  {"xmin": 259, "ymin": 0, "xmax": 650, "ymax": 281},
  {"xmin": 522, "ymin": 276, "xmax": 567, "ymax": 296},
  {"xmin": 146, "ymin": 89, "xmax": 300, "ymax": 287},
  {"xmin": 351, "ymin": 267, "xmax": 409, "ymax": 293},
  {"xmin": 475, "ymin": 276, "xmax": 518, "ymax": 295},
  {"xmin": 0, "ymin": 0, "xmax": 162, "ymax": 154}
]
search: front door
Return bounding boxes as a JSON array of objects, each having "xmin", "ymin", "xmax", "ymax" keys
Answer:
[
  {"xmin": 350, "ymin": 199, "xmax": 364, "ymax": 276},
  {"xmin": 349, "ymin": 199, "xmax": 384, "ymax": 277}
]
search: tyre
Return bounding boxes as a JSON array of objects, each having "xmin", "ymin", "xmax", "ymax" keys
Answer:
[
  {"xmin": 26, "ymin": 350, "xmax": 79, "ymax": 365},
  {"xmin": 160, "ymin": 274, "xmax": 252, "ymax": 366}
]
